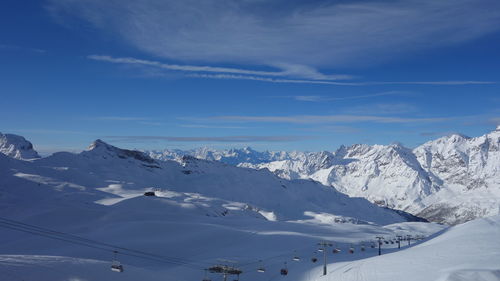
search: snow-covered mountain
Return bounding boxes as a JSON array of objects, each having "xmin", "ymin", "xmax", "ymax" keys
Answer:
[
  {"xmin": 0, "ymin": 136, "xmax": 413, "ymax": 225},
  {"xmin": 146, "ymin": 146, "xmax": 297, "ymax": 165},
  {"xmin": 0, "ymin": 132, "xmax": 40, "ymax": 160},
  {"xmin": 5, "ymin": 134, "xmax": 500, "ymax": 281},
  {"xmin": 0, "ymin": 135, "xmax": 451, "ymax": 281},
  {"xmin": 147, "ymin": 127, "xmax": 500, "ymax": 225}
]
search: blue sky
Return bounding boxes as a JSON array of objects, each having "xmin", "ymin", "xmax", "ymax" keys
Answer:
[{"xmin": 1, "ymin": 0, "xmax": 499, "ymax": 154}]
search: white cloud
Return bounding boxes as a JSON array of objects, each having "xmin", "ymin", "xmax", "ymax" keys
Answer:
[
  {"xmin": 49, "ymin": 0, "xmax": 500, "ymax": 67},
  {"xmin": 490, "ymin": 117, "xmax": 500, "ymax": 125},
  {"xmin": 89, "ymin": 116, "xmax": 152, "ymax": 121},
  {"xmin": 88, "ymin": 55, "xmax": 352, "ymax": 81},
  {"xmin": 105, "ymin": 135, "xmax": 313, "ymax": 143},
  {"xmin": 189, "ymin": 73, "xmax": 494, "ymax": 86},
  {"xmin": 294, "ymin": 96, "xmax": 324, "ymax": 102},
  {"xmin": 178, "ymin": 124, "xmax": 247, "ymax": 129},
  {"xmin": 206, "ymin": 114, "xmax": 453, "ymax": 124},
  {"xmin": 290, "ymin": 92, "xmax": 407, "ymax": 102},
  {"xmin": 343, "ymin": 103, "xmax": 419, "ymax": 115},
  {"xmin": 88, "ymin": 55, "xmax": 496, "ymax": 86}
]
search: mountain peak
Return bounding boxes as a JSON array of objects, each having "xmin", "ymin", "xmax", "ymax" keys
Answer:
[
  {"xmin": 87, "ymin": 139, "xmax": 110, "ymax": 151},
  {"xmin": 85, "ymin": 139, "xmax": 157, "ymax": 164},
  {"xmin": 0, "ymin": 132, "xmax": 40, "ymax": 160}
]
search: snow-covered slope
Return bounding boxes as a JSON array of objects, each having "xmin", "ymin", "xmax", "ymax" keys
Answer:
[
  {"xmin": 148, "ymin": 127, "xmax": 500, "ymax": 225},
  {"xmin": 0, "ymin": 132, "xmax": 40, "ymax": 160},
  {"xmin": 0, "ymin": 138, "xmax": 410, "ymax": 224},
  {"xmin": 319, "ymin": 215, "xmax": 500, "ymax": 281},
  {"xmin": 0, "ymin": 137, "xmax": 448, "ymax": 281}
]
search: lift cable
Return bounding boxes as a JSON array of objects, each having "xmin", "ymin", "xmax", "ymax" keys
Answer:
[
  {"xmin": 0, "ymin": 216, "xmax": 211, "ymax": 268},
  {"xmin": 0, "ymin": 219, "xmax": 203, "ymax": 270},
  {"xmin": 0, "ymin": 222, "xmax": 201, "ymax": 270}
]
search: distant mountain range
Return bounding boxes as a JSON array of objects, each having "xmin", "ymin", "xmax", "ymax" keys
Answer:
[{"xmin": 145, "ymin": 127, "xmax": 500, "ymax": 225}]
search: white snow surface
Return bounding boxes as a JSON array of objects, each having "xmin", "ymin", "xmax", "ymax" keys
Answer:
[
  {"xmin": 318, "ymin": 215, "xmax": 500, "ymax": 281},
  {"xmin": 147, "ymin": 128, "xmax": 500, "ymax": 225},
  {"xmin": 1, "ymin": 137, "xmax": 498, "ymax": 281}
]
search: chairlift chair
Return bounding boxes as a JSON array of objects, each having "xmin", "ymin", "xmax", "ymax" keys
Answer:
[
  {"xmin": 111, "ymin": 263, "xmax": 124, "ymax": 272},
  {"xmin": 361, "ymin": 245, "xmax": 366, "ymax": 251},
  {"xmin": 311, "ymin": 257, "xmax": 318, "ymax": 263},
  {"xmin": 333, "ymin": 248, "xmax": 341, "ymax": 254},
  {"xmin": 349, "ymin": 247, "xmax": 354, "ymax": 254},
  {"xmin": 110, "ymin": 251, "xmax": 124, "ymax": 272},
  {"xmin": 280, "ymin": 262, "xmax": 288, "ymax": 276},
  {"xmin": 257, "ymin": 260, "xmax": 266, "ymax": 273}
]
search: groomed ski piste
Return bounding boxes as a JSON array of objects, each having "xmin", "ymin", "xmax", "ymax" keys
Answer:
[{"xmin": 0, "ymin": 136, "xmax": 499, "ymax": 281}]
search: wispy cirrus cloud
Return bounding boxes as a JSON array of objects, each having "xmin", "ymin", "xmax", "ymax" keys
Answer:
[
  {"xmin": 89, "ymin": 116, "xmax": 152, "ymax": 121},
  {"xmin": 277, "ymin": 91, "xmax": 408, "ymax": 102},
  {"xmin": 490, "ymin": 117, "xmax": 500, "ymax": 126},
  {"xmin": 6, "ymin": 129, "xmax": 90, "ymax": 135},
  {"xmin": 203, "ymin": 114, "xmax": 453, "ymax": 124},
  {"xmin": 105, "ymin": 135, "xmax": 313, "ymax": 143},
  {"xmin": 84, "ymin": 116, "xmax": 164, "ymax": 126},
  {"xmin": 88, "ymin": 55, "xmax": 352, "ymax": 81},
  {"xmin": 343, "ymin": 103, "xmax": 419, "ymax": 115},
  {"xmin": 49, "ymin": 0, "xmax": 500, "ymax": 68},
  {"xmin": 87, "ymin": 58, "xmax": 495, "ymax": 86},
  {"xmin": 189, "ymin": 73, "xmax": 494, "ymax": 86},
  {"xmin": 178, "ymin": 124, "xmax": 248, "ymax": 129},
  {"xmin": 299, "ymin": 125, "xmax": 362, "ymax": 134},
  {"xmin": 419, "ymin": 131, "xmax": 456, "ymax": 137}
]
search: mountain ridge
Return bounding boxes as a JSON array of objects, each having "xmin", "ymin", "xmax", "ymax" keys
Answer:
[{"xmin": 145, "ymin": 128, "xmax": 500, "ymax": 225}]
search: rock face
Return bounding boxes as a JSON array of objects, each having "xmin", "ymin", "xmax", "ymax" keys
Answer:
[
  {"xmin": 0, "ymin": 133, "xmax": 40, "ymax": 160},
  {"xmin": 147, "ymin": 127, "xmax": 500, "ymax": 225}
]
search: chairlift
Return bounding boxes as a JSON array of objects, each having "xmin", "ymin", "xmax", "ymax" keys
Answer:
[
  {"xmin": 317, "ymin": 248, "xmax": 324, "ymax": 252},
  {"xmin": 311, "ymin": 257, "xmax": 318, "ymax": 263},
  {"xmin": 292, "ymin": 251, "xmax": 300, "ymax": 261},
  {"xmin": 361, "ymin": 245, "xmax": 366, "ymax": 251},
  {"xmin": 384, "ymin": 241, "xmax": 389, "ymax": 244},
  {"xmin": 110, "ymin": 251, "xmax": 124, "ymax": 272},
  {"xmin": 257, "ymin": 260, "xmax": 266, "ymax": 273},
  {"xmin": 390, "ymin": 240, "xmax": 395, "ymax": 244},
  {"xmin": 280, "ymin": 262, "xmax": 288, "ymax": 276},
  {"xmin": 349, "ymin": 247, "xmax": 354, "ymax": 254},
  {"xmin": 333, "ymin": 248, "xmax": 341, "ymax": 254},
  {"xmin": 370, "ymin": 243, "xmax": 376, "ymax": 248}
]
